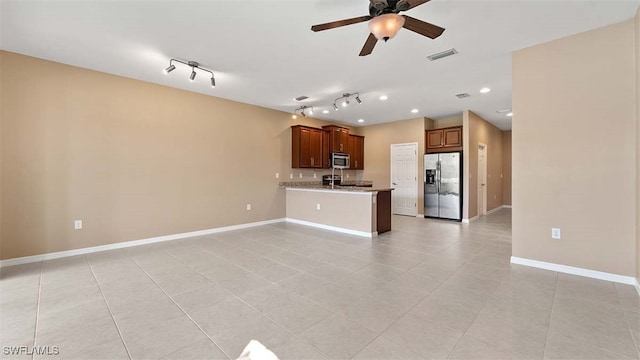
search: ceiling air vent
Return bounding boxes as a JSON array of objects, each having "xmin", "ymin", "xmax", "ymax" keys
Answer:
[
  {"xmin": 427, "ymin": 48, "xmax": 458, "ymax": 61},
  {"xmin": 294, "ymin": 96, "xmax": 309, "ymax": 101},
  {"xmin": 456, "ymin": 93, "xmax": 470, "ymax": 99}
]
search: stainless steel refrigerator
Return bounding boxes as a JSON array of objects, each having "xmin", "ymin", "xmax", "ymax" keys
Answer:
[{"xmin": 424, "ymin": 152, "xmax": 462, "ymax": 221}]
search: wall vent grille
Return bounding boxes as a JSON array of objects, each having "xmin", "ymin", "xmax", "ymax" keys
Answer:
[{"xmin": 456, "ymin": 93, "xmax": 471, "ymax": 99}]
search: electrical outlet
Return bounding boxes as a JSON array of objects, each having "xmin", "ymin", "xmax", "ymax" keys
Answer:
[
  {"xmin": 246, "ymin": 204, "xmax": 251, "ymax": 211},
  {"xmin": 299, "ymin": 173, "xmax": 303, "ymax": 178},
  {"xmin": 346, "ymin": 174, "xmax": 350, "ymax": 178},
  {"xmin": 275, "ymin": 173, "xmax": 279, "ymax": 179},
  {"xmin": 551, "ymin": 228, "xmax": 561, "ymax": 239},
  {"xmin": 289, "ymin": 173, "xmax": 293, "ymax": 179},
  {"xmin": 313, "ymin": 173, "xmax": 317, "ymax": 179},
  {"xmin": 74, "ymin": 220, "xmax": 83, "ymax": 230},
  {"xmin": 316, "ymin": 204, "xmax": 321, "ymax": 210}
]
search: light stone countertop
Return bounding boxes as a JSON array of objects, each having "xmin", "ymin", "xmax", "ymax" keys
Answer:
[{"xmin": 279, "ymin": 181, "xmax": 393, "ymax": 193}]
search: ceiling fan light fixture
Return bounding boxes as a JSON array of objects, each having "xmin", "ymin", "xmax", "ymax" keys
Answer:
[{"xmin": 368, "ymin": 13, "xmax": 405, "ymax": 41}]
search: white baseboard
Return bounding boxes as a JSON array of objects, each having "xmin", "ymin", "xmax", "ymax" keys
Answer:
[
  {"xmin": 462, "ymin": 215, "xmax": 478, "ymax": 224},
  {"xmin": 486, "ymin": 205, "xmax": 505, "ymax": 215},
  {"xmin": 511, "ymin": 256, "xmax": 637, "ymax": 286},
  {"xmin": 416, "ymin": 214, "xmax": 424, "ymax": 218},
  {"xmin": 285, "ymin": 218, "xmax": 375, "ymax": 238},
  {"xmin": 635, "ymin": 279, "xmax": 640, "ymax": 296},
  {"xmin": 503, "ymin": 205, "xmax": 512, "ymax": 208},
  {"xmin": 0, "ymin": 218, "xmax": 286, "ymax": 268}
]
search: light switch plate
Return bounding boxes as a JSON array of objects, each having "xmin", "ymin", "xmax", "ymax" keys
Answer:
[
  {"xmin": 74, "ymin": 220, "xmax": 83, "ymax": 230},
  {"xmin": 551, "ymin": 228, "xmax": 561, "ymax": 239}
]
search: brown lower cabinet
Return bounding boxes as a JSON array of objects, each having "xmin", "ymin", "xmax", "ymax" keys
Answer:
[
  {"xmin": 292, "ymin": 125, "xmax": 325, "ymax": 168},
  {"xmin": 376, "ymin": 190, "xmax": 392, "ymax": 234}
]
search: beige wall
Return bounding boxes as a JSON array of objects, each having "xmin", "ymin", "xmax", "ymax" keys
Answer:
[
  {"xmin": 463, "ymin": 111, "xmax": 504, "ymax": 220},
  {"xmin": 434, "ymin": 115, "xmax": 464, "ymax": 129},
  {"xmin": 636, "ymin": 8, "xmax": 640, "ymax": 281},
  {"xmin": 502, "ymin": 131, "xmax": 512, "ymax": 206},
  {"xmin": 285, "ymin": 189, "xmax": 375, "ymax": 234},
  {"xmin": 513, "ymin": 20, "xmax": 636, "ymax": 276},
  {"xmin": 0, "ymin": 51, "xmax": 340, "ymax": 260},
  {"xmin": 360, "ymin": 117, "xmax": 425, "ymax": 213}
]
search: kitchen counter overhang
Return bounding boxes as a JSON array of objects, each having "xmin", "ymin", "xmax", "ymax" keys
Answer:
[{"xmin": 281, "ymin": 182, "xmax": 393, "ymax": 237}]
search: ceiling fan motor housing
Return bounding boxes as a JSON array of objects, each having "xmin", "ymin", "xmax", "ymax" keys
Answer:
[{"xmin": 369, "ymin": 0, "xmax": 409, "ymax": 17}]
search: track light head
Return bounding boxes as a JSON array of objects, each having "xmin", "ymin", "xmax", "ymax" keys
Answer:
[
  {"xmin": 189, "ymin": 69, "xmax": 197, "ymax": 81},
  {"xmin": 308, "ymin": 108, "xmax": 314, "ymax": 115},
  {"xmin": 301, "ymin": 110, "xmax": 306, "ymax": 117},
  {"xmin": 333, "ymin": 103, "xmax": 339, "ymax": 111},
  {"xmin": 164, "ymin": 64, "xmax": 176, "ymax": 74},
  {"xmin": 355, "ymin": 95, "xmax": 362, "ymax": 104},
  {"xmin": 342, "ymin": 99, "xmax": 349, "ymax": 107},
  {"xmin": 210, "ymin": 77, "xmax": 216, "ymax": 88}
]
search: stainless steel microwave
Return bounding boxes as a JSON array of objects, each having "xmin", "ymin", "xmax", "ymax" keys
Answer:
[{"xmin": 330, "ymin": 152, "xmax": 350, "ymax": 169}]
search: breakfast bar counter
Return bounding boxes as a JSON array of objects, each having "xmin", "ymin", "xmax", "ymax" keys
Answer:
[{"xmin": 280, "ymin": 182, "xmax": 393, "ymax": 237}]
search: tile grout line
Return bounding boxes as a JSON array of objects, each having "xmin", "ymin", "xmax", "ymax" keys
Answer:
[
  {"xmin": 540, "ymin": 271, "xmax": 560, "ymax": 360},
  {"xmin": 30, "ymin": 261, "xmax": 43, "ymax": 360},
  {"xmin": 159, "ymin": 247, "xmax": 337, "ymax": 359},
  {"xmin": 125, "ymin": 252, "xmax": 234, "ymax": 360},
  {"xmin": 86, "ymin": 255, "xmax": 133, "ymax": 360},
  {"xmin": 614, "ymin": 284, "xmax": 640, "ymax": 356}
]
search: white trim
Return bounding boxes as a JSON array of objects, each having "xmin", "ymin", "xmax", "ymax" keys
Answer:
[
  {"xmin": 462, "ymin": 215, "xmax": 479, "ymax": 224},
  {"xmin": 416, "ymin": 214, "xmax": 424, "ymax": 218},
  {"xmin": 285, "ymin": 218, "xmax": 376, "ymax": 238},
  {"xmin": 510, "ymin": 256, "xmax": 637, "ymax": 286},
  {"xmin": 478, "ymin": 142, "xmax": 488, "ymax": 216},
  {"xmin": 0, "ymin": 219, "xmax": 286, "ymax": 268},
  {"xmin": 635, "ymin": 279, "xmax": 640, "ymax": 296},
  {"xmin": 486, "ymin": 205, "xmax": 505, "ymax": 215},
  {"xmin": 503, "ymin": 205, "xmax": 512, "ymax": 209}
]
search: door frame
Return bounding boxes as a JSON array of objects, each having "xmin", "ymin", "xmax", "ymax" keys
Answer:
[
  {"xmin": 390, "ymin": 142, "xmax": 419, "ymax": 217},
  {"xmin": 478, "ymin": 143, "xmax": 488, "ymax": 216}
]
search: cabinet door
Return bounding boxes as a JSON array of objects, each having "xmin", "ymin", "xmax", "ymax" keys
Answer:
[
  {"xmin": 299, "ymin": 128, "xmax": 313, "ymax": 167},
  {"xmin": 426, "ymin": 129, "xmax": 444, "ymax": 149},
  {"xmin": 348, "ymin": 135, "xmax": 365, "ymax": 170},
  {"xmin": 322, "ymin": 130, "xmax": 330, "ymax": 168},
  {"xmin": 309, "ymin": 129, "xmax": 323, "ymax": 168},
  {"xmin": 443, "ymin": 127, "xmax": 462, "ymax": 147}
]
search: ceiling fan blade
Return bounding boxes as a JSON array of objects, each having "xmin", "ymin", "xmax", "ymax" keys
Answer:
[
  {"xmin": 402, "ymin": 15, "xmax": 445, "ymax": 39},
  {"xmin": 404, "ymin": 0, "xmax": 431, "ymax": 10},
  {"xmin": 359, "ymin": 33, "xmax": 378, "ymax": 56},
  {"xmin": 311, "ymin": 15, "xmax": 372, "ymax": 32}
]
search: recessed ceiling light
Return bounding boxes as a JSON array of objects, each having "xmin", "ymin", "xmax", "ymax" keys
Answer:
[
  {"xmin": 480, "ymin": 87, "xmax": 491, "ymax": 94},
  {"xmin": 322, "ymin": 110, "xmax": 329, "ymax": 114},
  {"xmin": 379, "ymin": 95, "xmax": 388, "ymax": 101},
  {"xmin": 507, "ymin": 112, "xmax": 513, "ymax": 117},
  {"xmin": 358, "ymin": 119, "xmax": 365, "ymax": 123},
  {"xmin": 411, "ymin": 109, "xmax": 419, "ymax": 114}
]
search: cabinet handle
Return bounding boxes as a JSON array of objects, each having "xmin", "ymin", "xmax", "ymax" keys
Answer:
[
  {"xmin": 311, "ymin": 157, "xmax": 314, "ymax": 166},
  {"xmin": 355, "ymin": 160, "xmax": 358, "ymax": 168}
]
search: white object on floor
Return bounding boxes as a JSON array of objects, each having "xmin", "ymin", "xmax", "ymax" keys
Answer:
[{"xmin": 237, "ymin": 340, "xmax": 279, "ymax": 360}]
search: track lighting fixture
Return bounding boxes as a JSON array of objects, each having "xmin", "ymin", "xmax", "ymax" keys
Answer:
[
  {"xmin": 164, "ymin": 59, "xmax": 217, "ymax": 88},
  {"xmin": 334, "ymin": 93, "xmax": 361, "ymax": 110},
  {"xmin": 293, "ymin": 105, "xmax": 314, "ymax": 119}
]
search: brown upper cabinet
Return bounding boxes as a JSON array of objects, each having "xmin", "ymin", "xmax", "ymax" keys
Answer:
[
  {"xmin": 291, "ymin": 125, "xmax": 325, "ymax": 168},
  {"xmin": 348, "ymin": 134, "xmax": 365, "ymax": 170},
  {"xmin": 426, "ymin": 126, "xmax": 463, "ymax": 153},
  {"xmin": 322, "ymin": 125, "xmax": 350, "ymax": 153}
]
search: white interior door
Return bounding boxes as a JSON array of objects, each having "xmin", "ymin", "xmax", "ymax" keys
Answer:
[
  {"xmin": 391, "ymin": 143, "xmax": 418, "ymax": 216},
  {"xmin": 478, "ymin": 144, "xmax": 487, "ymax": 216}
]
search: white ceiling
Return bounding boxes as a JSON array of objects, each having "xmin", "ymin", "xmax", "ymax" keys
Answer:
[{"xmin": 1, "ymin": 0, "xmax": 638, "ymax": 130}]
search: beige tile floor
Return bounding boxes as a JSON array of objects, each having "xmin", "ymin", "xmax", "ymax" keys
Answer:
[{"xmin": 1, "ymin": 209, "xmax": 639, "ymax": 359}]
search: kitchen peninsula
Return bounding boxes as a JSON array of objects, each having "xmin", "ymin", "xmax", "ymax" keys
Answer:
[{"xmin": 280, "ymin": 182, "xmax": 393, "ymax": 237}]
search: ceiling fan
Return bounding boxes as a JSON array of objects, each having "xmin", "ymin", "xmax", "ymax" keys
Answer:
[{"xmin": 311, "ymin": 0, "xmax": 445, "ymax": 56}]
